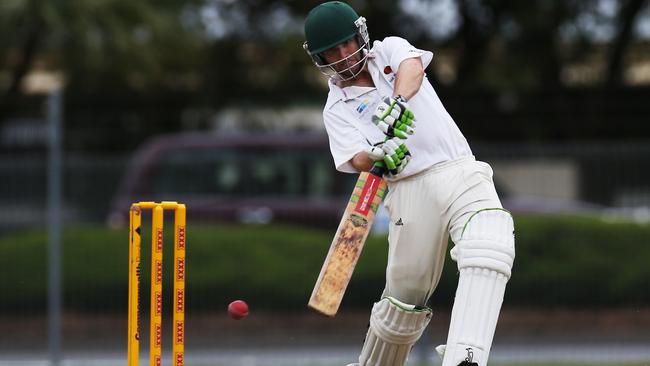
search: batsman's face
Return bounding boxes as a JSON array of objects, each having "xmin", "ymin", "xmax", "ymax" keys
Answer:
[{"xmin": 320, "ymin": 38, "xmax": 365, "ymax": 77}]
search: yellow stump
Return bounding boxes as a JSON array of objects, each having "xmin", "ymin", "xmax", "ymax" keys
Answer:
[
  {"xmin": 128, "ymin": 202, "xmax": 186, "ymax": 366},
  {"xmin": 173, "ymin": 204, "xmax": 186, "ymax": 366},
  {"xmin": 127, "ymin": 205, "xmax": 142, "ymax": 366},
  {"xmin": 150, "ymin": 205, "xmax": 163, "ymax": 366}
]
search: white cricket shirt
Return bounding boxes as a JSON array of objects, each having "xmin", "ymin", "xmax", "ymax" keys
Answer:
[{"xmin": 322, "ymin": 36, "xmax": 472, "ymax": 181}]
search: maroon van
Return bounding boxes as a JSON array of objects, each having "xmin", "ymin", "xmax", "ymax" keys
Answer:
[{"xmin": 107, "ymin": 132, "xmax": 358, "ymax": 229}]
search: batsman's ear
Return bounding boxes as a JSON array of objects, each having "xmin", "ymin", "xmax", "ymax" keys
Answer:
[
  {"xmin": 303, "ymin": 41, "xmax": 326, "ymax": 66},
  {"xmin": 314, "ymin": 54, "xmax": 327, "ymax": 66}
]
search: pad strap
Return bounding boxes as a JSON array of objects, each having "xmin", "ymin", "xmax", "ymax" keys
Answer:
[{"xmin": 359, "ymin": 297, "xmax": 432, "ymax": 366}]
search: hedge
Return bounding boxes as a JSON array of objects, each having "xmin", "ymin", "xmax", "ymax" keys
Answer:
[{"xmin": 1, "ymin": 215, "xmax": 648, "ymax": 313}]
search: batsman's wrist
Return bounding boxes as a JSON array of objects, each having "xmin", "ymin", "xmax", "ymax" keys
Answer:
[{"xmin": 394, "ymin": 94, "xmax": 408, "ymax": 103}]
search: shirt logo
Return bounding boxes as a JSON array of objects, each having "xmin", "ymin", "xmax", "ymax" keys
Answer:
[
  {"xmin": 384, "ymin": 65, "xmax": 396, "ymax": 83},
  {"xmin": 356, "ymin": 99, "xmax": 370, "ymax": 114}
]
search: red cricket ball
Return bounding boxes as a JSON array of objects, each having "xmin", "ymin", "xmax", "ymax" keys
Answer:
[{"xmin": 228, "ymin": 300, "xmax": 249, "ymax": 320}]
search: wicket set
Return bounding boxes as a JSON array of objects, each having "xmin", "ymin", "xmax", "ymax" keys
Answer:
[{"xmin": 128, "ymin": 201, "xmax": 186, "ymax": 366}]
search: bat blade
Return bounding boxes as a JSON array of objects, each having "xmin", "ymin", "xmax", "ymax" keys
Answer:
[{"xmin": 308, "ymin": 171, "xmax": 387, "ymax": 316}]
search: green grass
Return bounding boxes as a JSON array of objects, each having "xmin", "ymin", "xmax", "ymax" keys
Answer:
[{"xmin": 1, "ymin": 215, "xmax": 649, "ymax": 312}]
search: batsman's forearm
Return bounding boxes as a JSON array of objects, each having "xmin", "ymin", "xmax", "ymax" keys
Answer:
[
  {"xmin": 351, "ymin": 151, "xmax": 376, "ymax": 172},
  {"xmin": 393, "ymin": 58, "xmax": 424, "ymax": 101}
]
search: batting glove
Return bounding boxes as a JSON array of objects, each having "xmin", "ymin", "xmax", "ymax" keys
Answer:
[
  {"xmin": 371, "ymin": 95, "xmax": 416, "ymax": 139},
  {"xmin": 365, "ymin": 137, "xmax": 412, "ymax": 176}
]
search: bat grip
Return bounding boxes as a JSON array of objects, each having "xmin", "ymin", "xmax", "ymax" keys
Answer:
[{"xmin": 370, "ymin": 161, "xmax": 387, "ymax": 177}]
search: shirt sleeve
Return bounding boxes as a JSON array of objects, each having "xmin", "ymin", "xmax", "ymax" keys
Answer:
[
  {"xmin": 381, "ymin": 36, "xmax": 433, "ymax": 72},
  {"xmin": 323, "ymin": 107, "xmax": 368, "ymax": 174}
]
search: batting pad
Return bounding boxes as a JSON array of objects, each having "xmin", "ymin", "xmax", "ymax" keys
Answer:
[
  {"xmin": 441, "ymin": 209, "xmax": 515, "ymax": 366},
  {"xmin": 358, "ymin": 296, "xmax": 432, "ymax": 366}
]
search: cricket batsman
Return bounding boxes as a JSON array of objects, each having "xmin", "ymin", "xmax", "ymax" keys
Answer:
[{"xmin": 303, "ymin": 2, "xmax": 515, "ymax": 365}]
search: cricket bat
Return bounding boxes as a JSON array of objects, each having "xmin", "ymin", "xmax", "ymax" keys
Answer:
[{"xmin": 308, "ymin": 165, "xmax": 387, "ymax": 316}]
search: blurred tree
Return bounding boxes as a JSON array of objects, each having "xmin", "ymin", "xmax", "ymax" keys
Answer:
[
  {"xmin": 3, "ymin": 0, "xmax": 649, "ymax": 101},
  {"xmin": 605, "ymin": 0, "xmax": 648, "ymax": 87},
  {"xmin": 195, "ymin": 0, "xmax": 420, "ymax": 103},
  {"xmin": 451, "ymin": 0, "xmax": 504, "ymax": 88},
  {"xmin": 444, "ymin": 0, "xmax": 604, "ymax": 90},
  {"xmin": 0, "ymin": 0, "xmax": 205, "ymax": 122},
  {"xmin": 0, "ymin": 0, "xmax": 46, "ymax": 121},
  {"xmin": 53, "ymin": 0, "xmax": 206, "ymax": 91},
  {"xmin": 1, "ymin": 0, "xmax": 649, "ymax": 147}
]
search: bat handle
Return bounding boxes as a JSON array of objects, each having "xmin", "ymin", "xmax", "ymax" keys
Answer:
[{"xmin": 370, "ymin": 161, "xmax": 387, "ymax": 177}]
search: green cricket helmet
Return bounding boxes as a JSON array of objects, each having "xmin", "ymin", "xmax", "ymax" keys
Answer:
[{"xmin": 303, "ymin": 1, "xmax": 370, "ymax": 81}]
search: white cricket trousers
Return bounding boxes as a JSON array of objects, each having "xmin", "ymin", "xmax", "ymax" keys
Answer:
[{"xmin": 381, "ymin": 156, "xmax": 502, "ymax": 306}]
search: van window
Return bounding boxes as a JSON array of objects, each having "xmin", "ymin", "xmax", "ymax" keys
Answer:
[{"xmin": 148, "ymin": 147, "xmax": 350, "ymax": 198}]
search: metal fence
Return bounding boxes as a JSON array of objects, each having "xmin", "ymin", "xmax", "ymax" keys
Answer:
[
  {"xmin": 1, "ymin": 140, "xmax": 649, "ymax": 232},
  {"xmin": 0, "ymin": 153, "xmax": 127, "ymax": 232},
  {"xmin": 1, "ymin": 140, "xmax": 649, "ymax": 365}
]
